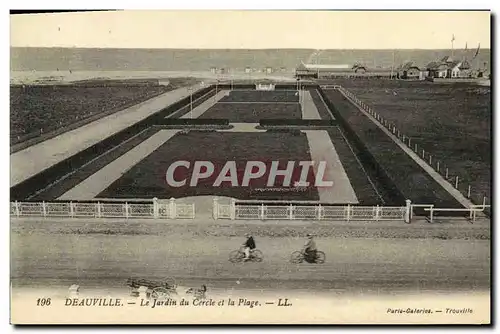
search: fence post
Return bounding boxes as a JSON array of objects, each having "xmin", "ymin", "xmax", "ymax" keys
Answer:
[
  {"xmin": 429, "ymin": 155, "xmax": 432, "ymax": 165},
  {"xmin": 230, "ymin": 198, "xmax": 236, "ymax": 220},
  {"xmin": 455, "ymin": 176, "xmax": 459, "ymax": 189},
  {"xmin": 70, "ymin": 201, "xmax": 74, "ymax": 218},
  {"xmin": 212, "ymin": 197, "xmax": 218, "ymax": 220},
  {"xmin": 191, "ymin": 203, "xmax": 196, "ymax": 219},
  {"xmin": 260, "ymin": 204, "xmax": 265, "ymax": 221},
  {"xmin": 125, "ymin": 202, "xmax": 129, "ymax": 219},
  {"xmin": 289, "ymin": 204, "xmax": 293, "ymax": 220},
  {"xmin": 169, "ymin": 197, "xmax": 176, "ymax": 219},
  {"xmin": 375, "ymin": 205, "xmax": 380, "ymax": 221},
  {"xmin": 15, "ymin": 201, "xmax": 20, "ymax": 217},
  {"xmin": 429, "ymin": 205, "xmax": 434, "ymax": 223},
  {"xmin": 467, "ymin": 185, "xmax": 471, "ymax": 198},
  {"xmin": 446, "ymin": 168, "xmax": 449, "ymax": 179},
  {"xmin": 415, "ymin": 143, "xmax": 418, "ymax": 152},
  {"xmin": 483, "ymin": 196, "xmax": 487, "ymax": 208},
  {"xmin": 422, "ymin": 149, "xmax": 425, "ymax": 159},
  {"xmin": 42, "ymin": 201, "xmax": 47, "ymax": 217},
  {"xmin": 346, "ymin": 204, "xmax": 351, "ymax": 221},
  {"xmin": 153, "ymin": 197, "xmax": 159, "ymax": 218},
  {"xmin": 404, "ymin": 199, "xmax": 411, "ymax": 224},
  {"xmin": 96, "ymin": 202, "xmax": 101, "ymax": 218},
  {"xmin": 408, "ymin": 138, "xmax": 411, "ymax": 147},
  {"xmin": 437, "ymin": 161, "xmax": 440, "ymax": 172},
  {"xmin": 317, "ymin": 204, "xmax": 322, "ymax": 220},
  {"xmin": 402, "ymin": 134, "xmax": 406, "ymax": 143}
]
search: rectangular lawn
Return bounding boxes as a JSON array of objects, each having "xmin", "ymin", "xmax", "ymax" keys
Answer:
[
  {"xmin": 98, "ymin": 131, "xmax": 320, "ymax": 201},
  {"xmin": 331, "ymin": 79, "xmax": 491, "ymax": 206},
  {"xmin": 200, "ymin": 103, "xmax": 302, "ymax": 122}
]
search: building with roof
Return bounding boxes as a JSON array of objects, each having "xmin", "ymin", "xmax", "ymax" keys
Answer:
[
  {"xmin": 295, "ymin": 62, "xmax": 353, "ymax": 78},
  {"xmin": 295, "ymin": 62, "xmax": 394, "ymax": 78},
  {"xmin": 396, "ymin": 62, "xmax": 423, "ymax": 80},
  {"xmin": 426, "ymin": 57, "xmax": 473, "ymax": 79}
]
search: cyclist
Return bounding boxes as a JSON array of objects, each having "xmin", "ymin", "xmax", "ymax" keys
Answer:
[
  {"xmin": 302, "ymin": 233, "xmax": 317, "ymax": 262},
  {"xmin": 242, "ymin": 233, "xmax": 256, "ymax": 261}
]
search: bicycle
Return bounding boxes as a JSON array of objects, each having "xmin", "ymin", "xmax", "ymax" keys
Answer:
[
  {"xmin": 290, "ymin": 250, "xmax": 326, "ymax": 264},
  {"xmin": 229, "ymin": 248, "xmax": 263, "ymax": 263}
]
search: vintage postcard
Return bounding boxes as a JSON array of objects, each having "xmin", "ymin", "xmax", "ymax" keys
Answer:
[{"xmin": 10, "ymin": 10, "xmax": 491, "ymax": 324}]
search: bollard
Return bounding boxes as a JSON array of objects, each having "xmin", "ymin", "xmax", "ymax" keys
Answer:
[
  {"xmin": 455, "ymin": 176, "xmax": 459, "ymax": 188},
  {"xmin": 230, "ymin": 198, "xmax": 236, "ymax": 220},
  {"xmin": 375, "ymin": 205, "xmax": 380, "ymax": 221},
  {"xmin": 429, "ymin": 155, "xmax": 432, "ymax": 165},
  {"xmin": 467, "ymin": 185, "xmax": 471, "ymax": 198},
  {"xmin": 404, "ymin": 199, "xmax": 412, "ymax": 224},
  {"xmin": 153, "ymin": 197, "xmax": 159, "ymax": 218},
  {"xmin": 212, "ymin": 197, "xmax": 219, "ymax": 220},
  {"xmin": 422, "ymin": 149, "xmax": 425, "ymax": 159},
  {"xmin": 437, "ymin": 161, "xmax": 440, "ymax": 172},
  {"xmin": 68, "ymin": 284, "xmax": 80, "ymax": 298},
  {"xmin": 15, "ymin": 201, "xmax": 20, "ymax": 217},
  {"xmin": 169, "ymin": 197, "xmax": 176, "ymax": 219},
  {"xmin": 446, "ymin": 168, "xmax": 449, "ymax": 178}
]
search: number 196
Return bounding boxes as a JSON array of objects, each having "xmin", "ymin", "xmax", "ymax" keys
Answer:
[{"xmin": 37, "ymin": 298, "xmax": 51, "ymax": 306}]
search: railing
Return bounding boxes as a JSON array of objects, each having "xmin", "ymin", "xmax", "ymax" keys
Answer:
[
  {"xmin": 10, "ymin": 198, "xmax": 195, "ymax": 219},
  {"xmin": 10, "ymin": 198, "xmax": 490, "ymax": 223},
  {"xmin": 422, "ymin": 204, "xmax": 491, "ymax": 223},
  {"xmin": 212, "ymin": 198, "xmax": 410, "ymax": 222},
  {"xmin": 334, "ymin": 85, "xmax": 491, "ymax": 214}
]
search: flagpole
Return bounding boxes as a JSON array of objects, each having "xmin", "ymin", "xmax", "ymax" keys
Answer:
[
  {"xmin": 390, "ymin": 50, "xmax": 395, "ymax": 80},
  {"xmin": 451, "ymin": 34, "xmax": 455, "ymax": 59}
]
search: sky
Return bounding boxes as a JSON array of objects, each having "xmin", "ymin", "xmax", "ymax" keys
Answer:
[{"xmin": 10, "ymin": 10, "xmax": 491, "ymax": 49}]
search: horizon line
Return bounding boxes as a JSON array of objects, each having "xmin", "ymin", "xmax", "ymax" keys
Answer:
[{"xmin": 10, "ymin": 46, "xmax": 490, "ymax": 51}]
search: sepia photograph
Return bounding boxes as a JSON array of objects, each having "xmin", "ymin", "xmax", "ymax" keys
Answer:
[{"xmin": 9, "ymin": 9, "xmax": 491, "ymax": 325}]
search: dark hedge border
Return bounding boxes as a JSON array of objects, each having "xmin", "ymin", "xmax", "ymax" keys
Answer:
[
  {"xmin": 319, "ymin": 88, "xmax": 463, "ymax": 214},
  {"xmin": 28, "ymin": 127, "xmax": 162, "ymax": 201},
  {"xmin": 10, "ymin": 86, "xmax": 215, "ymax": 201}
]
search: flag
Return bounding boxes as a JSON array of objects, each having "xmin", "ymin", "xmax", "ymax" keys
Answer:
[{"xmin": 473, "ymin": 43, "xmax": 481, "ymax": 59}]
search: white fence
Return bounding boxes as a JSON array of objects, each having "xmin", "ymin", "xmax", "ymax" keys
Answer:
[
  {"xmin": 213, "ymin": 198, "xmax": 411, "ymax": 222},
  {"xmin": 10, "ymin": 198, "xmax": 195, "ymax": 219},
  {"xmin": 330, "ymin": 85, "xmax": 491, "ymax": 213},
  {"xmin": 10, "ymin": 198, "xmax": 489, "ymax": 223}
]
